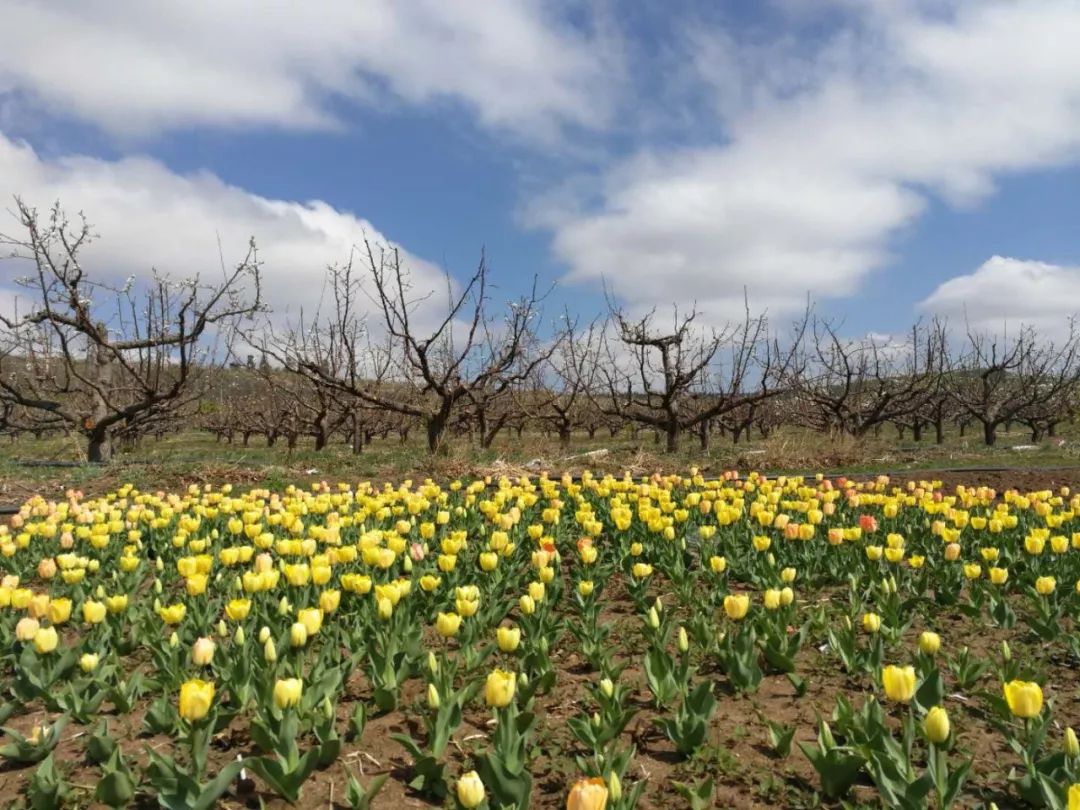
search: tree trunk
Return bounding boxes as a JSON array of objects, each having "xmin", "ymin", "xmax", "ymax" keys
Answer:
[
  {"xmin": 350, "ymin": 415, "xmax": 364, "ymax": 455},
  {"xmin": 698, "ymin": 420, "xmax": 709, "ymax": 451},
  {"xmin": 665, "ymin": 422, "xmax": 679, "ymax": 453},
  {"xmin": 86, "ymin": 428, "xmax": 111, "ymax": 463},
  {"xmin": 426, "ymin": 409, "xmax": 450, "ymax": 454},
  {"xmin": 983, "ymin": 421, "xmax": 997, "ymax": 446},
  {"xmin": 558, "ymin": 425, "xmax": 571, "ymax": 446},
  {"xmin": 912, "ymin": 422, "xmax": 923, "ymax": 442},
  {"xmin": 934, "ymin": 418, "xmax": 944, "ymax": 445}
]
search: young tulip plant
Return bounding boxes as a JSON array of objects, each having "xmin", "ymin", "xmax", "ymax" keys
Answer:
[
  {"xmin": 716, "ymin": 594, "xmax": 763, "ymax": 692},
  {"xmin": 143, "ymin": 679, "xmax": 247, "ymax": 809},
  {"xmin": 392, "ymin": 661, "xmax": 481, "ymax": 798},
  {"xmin": 472, "ymin": 668, "xmax": 535, "ymax": 810},
  {"xmin": 991, "ymin": 679, "xmax": 1080, "ymax": 808}
]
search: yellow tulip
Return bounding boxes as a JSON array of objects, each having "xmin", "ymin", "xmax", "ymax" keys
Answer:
[
  {"xmin": 1004, "ymin": 680, "xmax": 1044, "ymax": 718},
  {"xmin": 923, "ymin": 706, "xmax": 950, "ymax": 744},
  {"xmin": 1036, "ymin": 576, "xmax": 1057, "ymax": 595},
  {"xmin": 32, "ymin": 626, "xmax": 59, "ymax": 654},
  {"xmin": 225, "ymin": 599, "xmax": 251, "ymax": 622},
  {"xmin": 80, "ymin": 653, "xmax": 99, "ymax": 673},
  {"xmin": 319, "ymin": 590, "xmax": 341, "ymax": 614},
  {"xmin": 723, "ymin": 594, "xmax": 749, "ymax": 620},
  {"xmin": 290, "ymin": 622, "xmax": 308, "ymax": 648},
  {"xmin": 567, "ymin": 776, "xmax": 609, "ymax": 810},
  {"xmin": 179, "ymin": 678, "xmax": 215, "ymax": 722},
  {"xmin": 497, "ymin": 626, "xmax": 521, "ymax": 653},
  {"xmin": 862, "ymin": 613, "xmax": 882, "ymax": 633},
  {"xmin": 16, "ymin": 616, "xmax": 41, "ymax": 641},
  {"xmin": 436, "ymin": 612, "xmax": 462, "ymax": 638},
  {"xmin": 709, "ymin": 555, "xmax": 727, "ymax": 574},
  {"xmin": 297, "ymin": 607, "xmax": 323, "ymax": 636},
  {"xmin": 484, "ymin": 668, "xmax": 516, "ymax": 708},
  {"xmin": 158, "ymin": 603, "xmax": 186, "ymax": 625},
  {"xmin": 191, "ymin": 637, "xmax": 216, "ymax": 666},
  {"xmin": 1070, "ymin": 784, "xmax": 1080, "ymax": 810},
  {"xmin": 273, "ymin": 677, "xmax": 303, "ymax": 709},
  {"xmin": 82, "ymin": 600, "xmax": 107, "ymax": 624},
  {"xmin": 763, "ymin": 589, "xmax": 781, "ymax": 610},
  {"xmin": 46, "ymin": 598, "xmax": 72, "ymax": 625},
  {"xmin": 881, "ymin": 665, "xmax": 916, "ymax": 703},
  {"xmin": 919, "ymin": 631, "xmax": 941, "ymax": 656},
  {"xmin": 456, "ymin": 771, "xmax": 486, "ymax": 808}
]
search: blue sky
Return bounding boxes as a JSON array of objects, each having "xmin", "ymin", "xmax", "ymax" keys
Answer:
[{"xmin": 3, "ymin": 0, "xmax": 1080, "ymax": 339}]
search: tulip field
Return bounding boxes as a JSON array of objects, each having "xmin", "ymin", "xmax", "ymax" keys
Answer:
[{"xmin": 6, "ymin": 471, "xmax": 1080, "ymax": 808}]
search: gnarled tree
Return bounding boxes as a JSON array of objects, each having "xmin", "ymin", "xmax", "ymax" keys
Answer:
[
  {"xmin": 0, "ymin": 199, "xmax": 262, "ymax": 461},
  {"xmin": 595, "ymin": 302, "xmax": 796, "ymax": 452},
  {"xmin": 268, "ymin": 242, "xmax": 551, "ymax": 453}
]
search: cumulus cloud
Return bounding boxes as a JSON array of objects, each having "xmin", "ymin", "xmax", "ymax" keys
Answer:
[
  {"xmin": 920, "ymin": 256, "xmax": 1080, "ymax": 337},
  {"xmin": 0, "ymin": 133, "xmax": 448, "ymax": 336},
  {"xmin": 0, "ymin": 0, "xmax": 616, "ymax": 139},
  {"xmin": 538, "ymin": 0, "xmax": 1080, "ymax": 321}
]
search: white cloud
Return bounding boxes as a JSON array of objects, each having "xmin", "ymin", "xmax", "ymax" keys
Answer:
[
  {"xmin": 920, "ymin": 256, "xmax": 1080, "ymax": 337},
  {"xmin": 539, "ymin": 0, "xmax": 1080, "ymax": 321},
  {"xmin": 0, "ymin": 133, "xmax": 448, "ymax": 338},
  {"xmin": 0, "ymin": 0, "xmax": 616, "ymax": 139}
]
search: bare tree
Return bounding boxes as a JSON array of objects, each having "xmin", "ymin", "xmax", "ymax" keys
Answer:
[
  {"xmin": 0, "ymin": 199, "xmax": 262, "ymax": 461},
  {"xmin": 594, "ymin": 301, "xmax": 795, "ymax": 452},
  {"xmin": 518, "ymin": 314, "xmax": 600, "ymax": 447},
  {"xmin": 945, "ymin": 322, "xmax": 1080, "ymax": 446},
  {"xmin": 791, "ymin": 318, "xmax": 945, "ymax": 437},
  {"xmin": 267, "ymin": 242, "xmax": 551, "ymax": 453}
]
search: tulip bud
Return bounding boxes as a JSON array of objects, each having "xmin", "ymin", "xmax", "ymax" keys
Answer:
[
  {"xmin": 217, "ymin": 620, "xmax": 228, "ymax": 638},
  {"xmin": 922, "ymin": 706, "xmax": 950, "ymax": 745},
  {"xmin": 1066, "ymin": 727, "xmax": 1079, "ymax": 757},
  {"xmin": 259, "ymin": 626, "xmax": 271, "ymax": 643},
  {"xmin": 95, "ymin": 585, "xmax": 105, "ymax": 598},
  {"xmin": 428, "ymin": 651, "xmax": 439, "ymax": 676},
  {"xmin": 592, "ymin": 712, "xmax": 602, "ymax": 728},
  {"xmin": 322, "ymin": 696, "xmax": 334, "ymax": 721},
  {"xmin": 678, "ymin": 626, "xmax": 689, "ymax": 654},
  {"xmin": 647, "ymin": 607, "xmax": 660, "ymax": 629},
  {"xmin": 234, "ymin": 626, "xmax": 245, "ymax": 645},
  {"xmin": 168, "ymin": 631, "xmax": 179, "ymax": 649},
  {"xmin": 539, "ymin": 635, "xmax": 549, "ymax": 654},
  {"xmin": 403, "ymin": 556, "xmax": 413, "ymax": 573},
  {"xmin": 155, "ymin": 557, "xmax": 164, "ymax": 572},
  {"xmin": 608, "ymin": 770, "xmax": 622, "ymax": 801},
  {"xmin": 278, "ymin": 597, "xmax": 291, "ymax": 616},
  {"xmin": 600, "ymin": 678, "xmax": 614, "ymax": 699},
  {"xmin": 654, "ymin": 596, "xmax": 663, "ymax": 614},
  {"xmin": 264, "ymin": 637, "xmax": 277, "ymax": 663},
  {"xmin": 428, "ymin": 683, "xmax": 441, "ymax": 709},
  {"xmin": 1002, "ymin": 640, "xmax": 1011, "ymax": 662},
  {"xmin": 821, "ymin": 721, "xmax": 837, "ymax": 749},
  {"xmin": 79, "ymin": 653, "xmax": 99, "ymax": 673}
]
